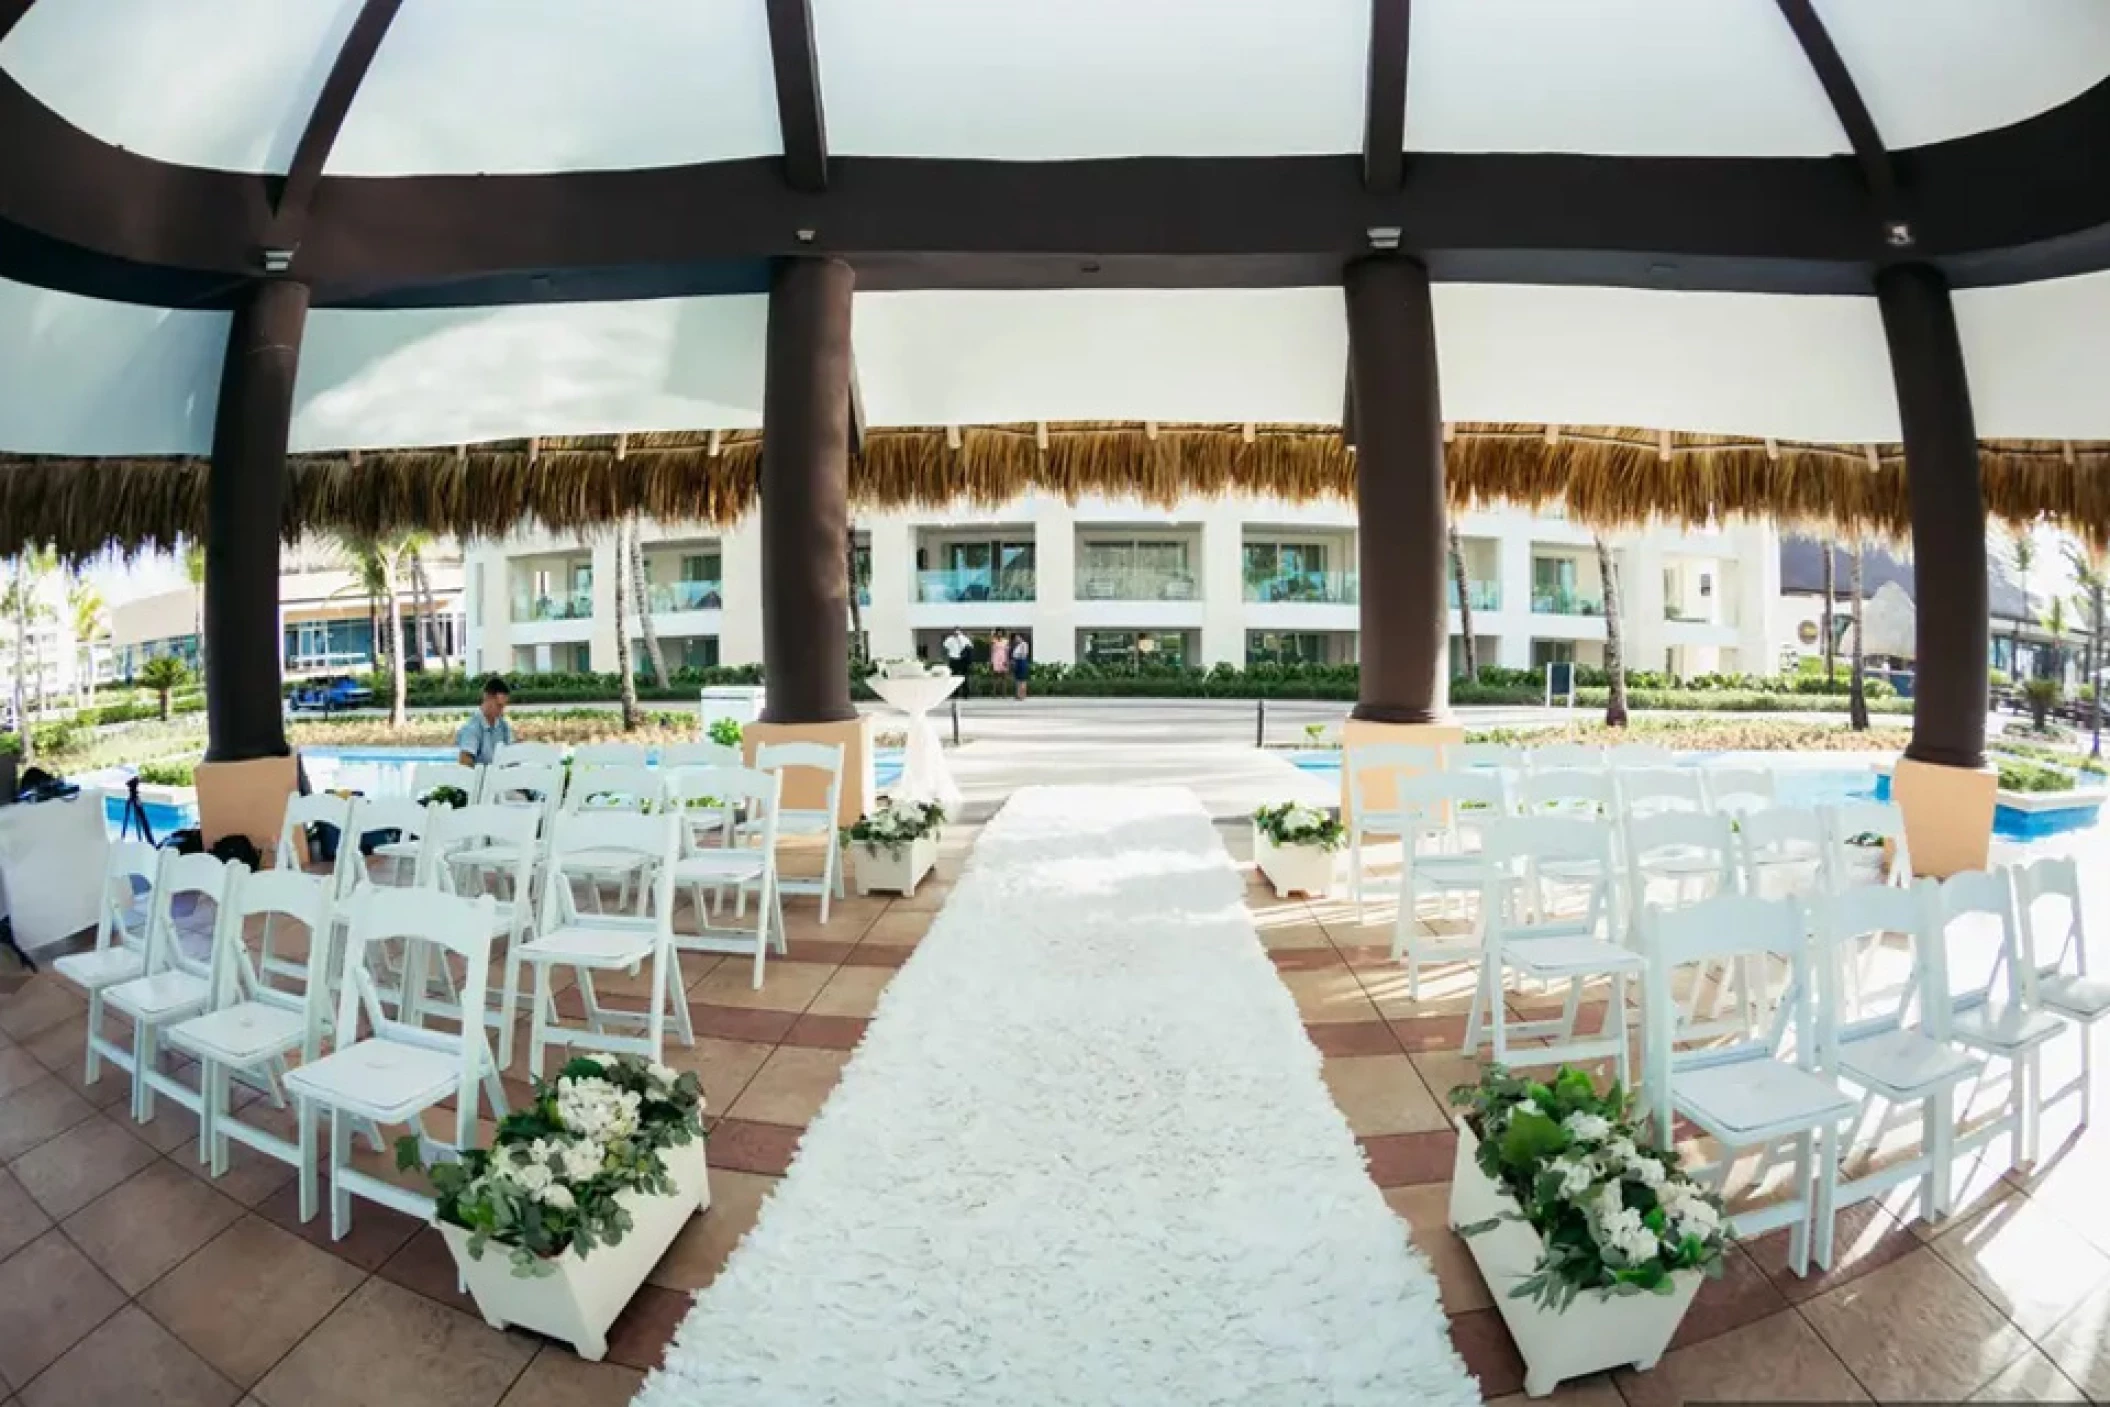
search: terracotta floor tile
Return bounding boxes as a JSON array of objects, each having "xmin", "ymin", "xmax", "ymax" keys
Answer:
[
  {"xmin": 19, "ymin": 1018, "xmax": 134, "ymax": 1110},
  {"xmin": 804, "ymin": 965, "xmax": 893, "ymax": 1018},
  {"xmin": 726, "ymin": 1046, "xmax": 850, "ymax": 1127},
  {"xmin": 1409, "ymin": 1049, "xmax": 1483, "ymax": 1112},
  {"xmin": 253, "ymin": 1177, "xmax": 421, "ymax": 1273},
  {"xmin": 685, "ymin": 1003, "xmax": 798, "ymax": 1045},
  {"xmin": 1800, "ymin": 1247, "xmax": 2031, "ymax": 1402},
  {"xmin": 1742, "ymin": 1197, "xmax": 1918, "ymax": 1302},
  {"xmin": 496, "ymin": 1348, "xmax": 643, "ymax": 1407},
  {"xmin": 2037, "ymin": 1279, "xmax": 2110, "ymax": 1401},
  {"xmin": 1667, "ymin": 1244, "xmax": 1790, "ymax": 1351},
  {"xmin": 1484, "ymin": 1374, "xmax": 1625, "ymax": 1407},
  {"xmin": 378, "ymin": 1227, "xmax": 480, "ymax": 1316},
  {"xmin": 1277, "ymin": 967, "xmax": 1383, "ymax": 1024},
  {"xmin": 649, "ymin": 1169, "xmax": 778, "ymax": 1292},
  {"xmin": 0, "ymin": 1229, "xmax": 126, "ymax": 1389},
  {"xmin": 1304, "ymin": 1019, "xmax": 1401, "ymax": 1057},
  {"xmin": 858, "ymin": 911, "xmax": 932, "ymax": 947},
  {"xmin": 706, "ymin": 1118, "xmax": 802, "ymax": 1176},
  {"xmin": 1447, "ymin": 1307, "xmax": 1525, "ymax": 1397},
  {"xmin": 1615, "ymin": 1308, "xmax": 1867, "ymax": 1407},
  {"xmin": 1254, "ymin": 922, "xmax": 1333, "ymax": 951},
  {"xmin": 1321, "ymin": 1053, "xmax": 1451, "ymax": 1137},
  {"xmin": 253, "ymin": 1278, "xmax": 535, "ymax": 1407},
  {"xmin": 62, "ymin": 1160, "xmax": 244, "ymax": 1294},
  {"xmin": 782, "ymin": 1013, "xmax": 869, "ymax": 1051},
  {"xmin": 0, "ymin": 1076, "xmax": 95, "ymax": 1163},
  {"xmin": 1924, "ymin": 1186, "xmax": 2110, "ymax": 1336},
  {"xmin": 169, "ymin": 1115, "xmax": 298, "ymax": 1209},
  {"xmin": 17, "ymin": 1305, "xmax": 239, "ymax": 1407},
  {"xmin": 0, "ymin": 1167, "xmax": 51, "ymax": 1263},
  {"xmin": 139, "ymin": 1215, "xmax": 366, "ymax": 1389},
  {"xmin": 1383, "ymin": 1183, "xmax": 1491, "ymax": 1314},
  {"xmin": 1269, "ymin": 945, "xmax": 1347, "ymax": 972},
  {"xmin": 1969, "ymin": 1347, "xmax": 2089, "ymax": 1402},
  {"xmin": 0, "ymin": 1044, "xmax": 46, "ymax": 1099},
  {"xmin": 686, "ymin": 960, "xmax": 835, "ymax": 1013},
  {"xmin": 662, "ymin": 1036, "xmax": 774, "ymax": 1112},
  {"xmin": 0, "ymin": 977, "xmax": 84, "ymax": 1041},
  {"xmin": 1387, "ymin": 1013, "xmax": 1472, "ymax": 1052},
  {"xmin": 837, "ymin": 944, "xmax": 910, "ymax": 969},
  {"xmin": 1358, "ymin": 1129, "xmax": 1459, "ymax": 1188},
  {"xmin": 780, "ymin": 937, "xmax": 859, "ymax": 966},
  {"xmin": 602, "ymin": 1283, "xmax": 692, "ymax": 1372},
  {"xmin": 7, "ymin": 1113, "xmax": 158, "ymax": 1219}
]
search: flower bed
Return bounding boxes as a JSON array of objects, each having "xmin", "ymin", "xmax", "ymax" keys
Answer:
[{"xmin": 844, "ymin": 799, "xmax": 946, "ymax": 895}]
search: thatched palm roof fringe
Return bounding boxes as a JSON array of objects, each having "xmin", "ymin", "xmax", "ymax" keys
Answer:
[{"xmin": 2, "ymin": 423, "xmax": 2105, "ymax": 562}]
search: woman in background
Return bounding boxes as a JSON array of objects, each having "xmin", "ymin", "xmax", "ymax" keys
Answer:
[{"xmin": 1009, "ymin": 632, "xmax": 1032, "ymax": 701}]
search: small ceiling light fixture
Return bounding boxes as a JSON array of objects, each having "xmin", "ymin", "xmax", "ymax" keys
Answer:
[
  {"xmin": 258, "ymin": 246, "xmax": 296, "ymax": 273},
  {"xmin": 794, "ymin": 228, "xmax": 817, "ymax": 244},
  {"xmin": 1884, "ymin": 221, "xmax": 1914, "ymax": 248},
  {"xmin": 1366, "ymin": 226, "xmax": 1403, "ymax": 251}
]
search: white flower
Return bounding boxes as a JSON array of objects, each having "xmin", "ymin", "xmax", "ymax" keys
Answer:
[
  {"xmin": 558, "ymin": 1139, "xmax": 605, "ymax": 1183},
  {"xmin": 1547, "ymin": 1156, "xmax": 1595, "ymax": 1199},
  {"xmin": 513, "ymin": 1160, "xmax": 552, "ymax": 1194},
  {"xmin": 1594, "ymin": 1181, "xmax": 1627, "ymax": 1222},
  {"xmin": 1561, "ymin": 1111, "xmax": 1611, "ymax": 1143},
  {"xmin": 537, "ymin": 1183, "xmax": 576, "ymax": 1212},
  {"xmin": 556, "ymin": 1076, "xmax": 641, "ymax": 1143},
  {"xmin": 1508, "ymin": 1098, "xmax": 1542, "ymax": 1123},
  {"xmin": 647, "ymin": 1061, "xmax": 680, "ymax": 1091},
  {"xmin": 1604, "ymin": 1136, "xmax": 1639, "ymax": 1167},
  {"xmin": 1626, "ymin": 1157, "xmax": 1667, "ymax": 1190}
]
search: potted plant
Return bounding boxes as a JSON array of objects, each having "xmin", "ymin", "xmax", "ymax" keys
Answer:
[
  {"xmin": 1448, "ymin": 1066, "xmax": 1728, "ymax": 1398},
  {"xmin": 844, "ymin": 798, "xmax": 945, "ymax": 896},
  {"xmin": 399, "ymin": 1054, "xmax": 709, "ymax": 1361},
  {"xmin": 417, "ymin": 784, "xmax": 470, "ymax": 809},
  {"xmin": 1251, "ymin": 801, "xmax": 1344, "ymax": 898}
]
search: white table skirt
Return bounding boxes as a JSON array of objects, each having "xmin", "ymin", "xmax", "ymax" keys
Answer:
[
  {"xmin": 0, "ymin": 790, "xmax": 110, "ymax": 950},
  {"xmin": 868, "ymin": 674, "xmax": 963, "ymax": 810}
]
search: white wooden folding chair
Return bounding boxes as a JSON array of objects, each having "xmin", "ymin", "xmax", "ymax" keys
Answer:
[
  {"xmin": 356, "ymin": 795, "xmax": 442, "ymax": 889},
  {"xmin": 661, "ymin": 740, "xmax": 744, "ymax": 771},
  {"xmin": 263, "ymin": 792, "xmax": 355, "ymax": 988},
  {"xmin": 53, "ymin": 840, "xmax": 159, "ymax": 1087},
  {"xmin": 1643, "ymin": 893, "xmax": 1856, "ymax": 1274},
  {"xmin": 1344, "ymin": 742, "xmax": 1442, "ymax": 922},
  {"xmin": 408, "ymin": 761, "xmax": 485, "ymax": 805},
  {"xmin": 494, "ymin": 740, "xmax": 565, "ymax": 768},
  {"xmin": 1614, "ymin": 767, "xmax": 1707, "ymax": 819},
  {"xmin": 1463, "ymin": 815, "xmax": 1643, "ymax": 1086},
  {"xmin": 1815, "ymin": 881, "xmax": 1982, "ymax": 1224},
  {"xmin": 1936, "ymin": 869, "xmax": 2070, "ymax": 1170},
  {"xmin": 1446, "ymin": 742, "xmax": 1524, "ymax": 775},
  {"xmin": 482, "ymin": 761, "xmax": 568, "ymax": 822},
  {"xmin": 751, "ymin": 741, "xmax": 845, "ymax": 923},
  {"xmin": 519, "ymin": 809, "xmax": 693, "ymax": 1076},
  {"xmin": 1389, "ymin": 770, "xmax": 1510, "ymax": 998},
  {"xmin": 104, "ymin": 853, "xmax": 245, "ymax": 1126},
  {"xmin": 560, "ymin": 763, "xmax": 667, "ymax": 913},
  {"xmin": 427, "ymin": 803, "xmax": 543, "ymax": 1068},
  {"xmin": 663, "ymin": 741, "xmax": 746, "ymax": 856},
  {"xmin": 1737, "ymin": 806, "xmax": 1833, "ymax": 902},
  {"xmin": 671, "ymin": 765, "xmax": 786, "ymax": 988},
  {"xmin": 572, "ymin": 741, "xmax": 650, "ymax": 768},
  {"xmin": 2016, "ymin": 856, "xmax": 2107, "ymax": 1126},
  {"xmin": 1823, "ymin": 800, "xmax": 1912, "ymax": 891},
  {"xmin": 1606, "ymin": 743, "xmax": 1678, "ymax": 770},
  {"xmin": 287, "ymin": 886, "xmax": 508, "ymax": 1238},
  {"xmin": 1528, "ymin": 742, "xmax": 1604, "ymax": 774},
  {"xmin": 1514, "ymin": 767, "xmax": 1611, "ymax": 819},
  {"xmin": 1703, "ymin": 767, "xmax": 1775, "ymax": 818}
]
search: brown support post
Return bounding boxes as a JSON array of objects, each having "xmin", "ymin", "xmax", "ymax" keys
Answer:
[
  {"xmin": 1345, "ymin": 255, "xmax": 1449, "ymax": 725},
  {"xmin": 1876, "ymin": 262, "xmax": 1994, "ymax": 874}
]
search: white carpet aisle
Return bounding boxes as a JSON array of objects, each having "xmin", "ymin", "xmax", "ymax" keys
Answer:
[{"xmin": 637, "ymin": 786, "xmax": 1481, "ymax": 1407}]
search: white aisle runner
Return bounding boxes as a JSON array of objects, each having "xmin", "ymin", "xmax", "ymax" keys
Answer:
[{"xmin": 639, "ymin": 786, "xmax": 1481, "ymax": 1407}]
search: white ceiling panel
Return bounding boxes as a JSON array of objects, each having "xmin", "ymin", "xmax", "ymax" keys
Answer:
[
  {"xmin": 1958, "ymin": 270, "xmax": 2110, "ymax": 440},
  {"xmin": 0, "ymin": 0, "xmax": 359, "ymax": 174},
  {"xmin": 814, "ymin": 0, "xmax": 1367, "ymax": 158},
  {"xmin": 291, "ymin": 297, "xmax": 768, "ymax": 451},
  {"xmin": 851, "ymin": 290, "xmax": 1348, "ymax": 426},
  {"xmin": 328, "ymin": 0, "xmax": 780, "ymax": 176},
  {"xmin": 0, "ymin": 279, "xmax": 226, "ymax": 455},
  {"xmin": 1431, "ymin": 284, "xmax": 1901, "ymax": 442}
]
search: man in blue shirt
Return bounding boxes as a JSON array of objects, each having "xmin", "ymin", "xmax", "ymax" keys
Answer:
[{"xmin": 455, "ymin": 676, "xmax": 515, "ymax": 766}]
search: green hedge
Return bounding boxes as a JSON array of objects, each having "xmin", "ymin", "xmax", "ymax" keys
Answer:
[{"xmin": 1997, "ymin": 758, "xmax": 2076, "ymax": 793}]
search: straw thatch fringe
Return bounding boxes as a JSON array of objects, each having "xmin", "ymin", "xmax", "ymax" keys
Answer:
[{"xmin": 3, "ymin": 422, "xmax": 2105, "ymax": 562}]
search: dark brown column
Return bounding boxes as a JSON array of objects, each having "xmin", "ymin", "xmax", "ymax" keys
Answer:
[
  {"xmin": 1345, "ymin": 255, "xmax": 1449, "ymax": 723},
  {"xmin": 1876, "ymin": 264, "xmax": 1987, "ymax": 770},
  {"xmin": 204, "ymin": 278, "xmax": 307, "ymax": 762},
  {"xmin": 759, "ymin": 256, "xmax": 856, "ymax": 724}
]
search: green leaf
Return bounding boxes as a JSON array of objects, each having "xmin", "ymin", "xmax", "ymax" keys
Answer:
[
  {"xmin": 393, "ymin": 1134, "xmax": 426, "ymax": 1173},
  {"xmin": 1498, "ymin": 1108, "xmax": 1568, "ymax": 1166}
]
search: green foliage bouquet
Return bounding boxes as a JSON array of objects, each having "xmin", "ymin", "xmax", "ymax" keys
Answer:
[
  {"xmin": 841, "ymin": 798, "xmax": 946, "ymax": 857},
  {"xmin": 1450, "ymin": 1065, "xmax": 1729, "ymax": 1310},
  {"xmin": 399, "ymin": 1055, "xmax": 704, "ymax": 1277},
  {"xmin": 1252, "ymin": 801, "xmax": 1346, "ymax": 851}
]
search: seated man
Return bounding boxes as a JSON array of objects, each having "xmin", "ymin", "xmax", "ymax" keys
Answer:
[{"xmin": 456, "ymin": 675, "xmax": 514, "ymax": 767}]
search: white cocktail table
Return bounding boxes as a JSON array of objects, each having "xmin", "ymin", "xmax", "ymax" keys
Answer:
[{"xmin": 868, "ymin": 673, "xmax": 963, "ymax": 810}]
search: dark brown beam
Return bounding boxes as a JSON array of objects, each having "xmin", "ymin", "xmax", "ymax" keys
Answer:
[
  {"xmin": 270, "ymin": 0, "xmax": 407, "ymax": 256},
  {"xmin": 0, "ymin": 0, "xmax": 34, "ymax": 44},
  {"xmin": 1363, "ymin": 0, "xmax": 1410, "ymax": 192},
  {"xmin": 1775, "ymin": 0, "xmax": 1903, "ymax": 236},
  {"xmin": 764, "ymin": 0, "xmax": 828, "ymax": 193}
]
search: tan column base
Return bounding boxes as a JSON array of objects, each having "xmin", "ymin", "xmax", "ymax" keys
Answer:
[
  {"xmin": 1890, "ymin": 755, "xmax": 1997, "ymax": 878},
  {"xmin": 196, "ymin": 753, "xmax": 300, "ymax": 859},
  {"xmin": 744, "ymin": 716, "xmax": 875, "ymax": 825},
  {"xmin": 1338, "ymin": 717, "xmax": 1464, "ymax": 821}
]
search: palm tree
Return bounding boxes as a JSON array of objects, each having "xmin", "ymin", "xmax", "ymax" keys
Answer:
[
  {"xmin": 2067, "ymin": 541, "xmax": 2106, "ymax": 758},
  {"xmin": 182, "ymin": 541, "xmax": 207, "ymax": 677},
  {"xmin": 1594, "ymin": 537, "xmax": 1629, "ymax": 727},
  {"xmin": 1448, "ymin": 525, "xmax": 1478, "ymax": 683},
  {"xmin": 405, "ymin": 536, "xmax": 440, "ymax": 673},
  {"xmin": 612, "ymin": 523, "xmax": 641, "ymax": 731},
  {"xmin": 66, "ymin": 576, "xmax": 106, "ymax": 711},
  {"xmin": 1820, "ymin": 540, "xmax": 1837, "ymax": 684},
  {"xmin": 2008, "ymin": 528, "xmax": 2037, "ymax": 680},
  {"xmin": 846, "ymin": 527, "xmax": 867, "ymax": 667},
  {"xmin": 2044, "ymin": 595, "xmax": 2071, "ymax": 692},
  {"xmin": 137, "ymin": 654, "xmax": 190, "ymax": 723},
  {"xmin": 338, "ymin": 532, "xmax": 413, "ymax": 727},
  {"xmin": 2, "ymin": 551, "xmax": 53, "ymax": 762},
  {"xmin": 1848, "ymin": 542, "xmax": 1870, "ymax": 732},
  {"xmin": 628, "ymin": 516, "xmax": 670, "ymax": 690}
]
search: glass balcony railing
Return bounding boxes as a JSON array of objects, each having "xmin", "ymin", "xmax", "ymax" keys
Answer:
[
  {"xmin": 916, "ymin": 568, "xmax": 1036, "ymax": 604},
  {"xmin": 1448, "ymin": 579, "xmax": 1502, "ymax": 611},
  {"xmin": 1077, "ymin": 567, "xmax": 1199, "ymax": 602},
  {"xmin": 1531, "ymin": 587, "xmax": 1604, "ymax": 617},
  {"xmin": 647, "ymin": 579, "xmax": 725, "ymax": 613},
  {"xmin": 1244, "ymin": 570, "xmax": 1359, "ymax": 604},
  {"xmin": 513, "ymin": 590, "xmax": 593, "ymax": 623}
]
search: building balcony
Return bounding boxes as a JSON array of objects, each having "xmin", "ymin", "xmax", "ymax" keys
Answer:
[
  {"xmin": 916, "ymin": 567, "xmax": 1035, "ymax": 604},
  {"xmin": 1532, "ymin": 587, "xmax": 1604, "ymax": 617},
  {"xmin": 1448, "ymin": 579, "xmax": 1503, "ymax": 611},
  {"xmin": 1078, "ymin": 567, "xmax": 1199, "ymax": 602},
  {"xmin": 1244, "ymin": 570, "xmax": 1358, "ymax": 605},
  {"xmin": 647, "ymin": 579, "xmax": 724, "ymax": 613},
  {"xmin": 513, "ymin": 590, "xmax": 593, "ymax": 624}
]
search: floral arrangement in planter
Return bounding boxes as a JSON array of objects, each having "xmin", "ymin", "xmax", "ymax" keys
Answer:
[
  {"xmin": 841, "ymin": 798, "xmax": 947, "ymax": 859},
  {"xmin": 417, "ymin": 784, "xmax": 470, "ymax": 809},
  {"xmin": 706, "ymin": 715, "xmax": 744, "ymax": 748},
  {"xmin": 1252, "ymin": 801, "xmax": 1345, "ymax": 851},
  {"xmin": 399, "ymin": 1054, "xmax": 704, "ymax": 1278},
  {"xmin": 871, "ymin": 657, "xmax": 952, "ymax": 681},
  {"xmin": 1251, "ymin": 801, "xmax": 1344, "ymax": 898},
  {"xmin": 1449, "ymin": 1065, "xmax": 1728, "ymax": 1311}
]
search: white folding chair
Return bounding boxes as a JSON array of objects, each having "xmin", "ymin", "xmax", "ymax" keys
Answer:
[
  {"xmin": 428, "ymin": 803, "xmax": 543, "ymax": 1068},
  {"xmin": 168, "ymin": 869, "xmax": 359, "ymax": 1182},
  {"xmin": 661, "ymin": 740, "xmax": 744, "ymax": 771},
  {"xmin": 1615, "ymin": 767, "xmax": 1707, "ymax": 819},
  {"xmin": 671, "ymin": 765, "xmax": 786, "ymax": 988},
  {"xmin": 1815, "ymin": 881, "xmax": 1981, "ymax": 1224},
  {"xmin": 1823, "ymin": 801, "xmax": 1912, "ymax": 891},
  {"xmin": 1643, "ymin": 893, "xmax": 1856, "ymax": 1275},
  {"xmin": 1344, "ymin": 742, "xmax": 1443, "ymax": 922},
  {"xmin": 355, "ymin": 795, "xmax": 441, "ymax": 889},
  {"xmin": 494, "ymin": 740, "xmax": 565, "ymax": 768},
  {"xmin": 1463, "ymin": 815, "xmax": 1643, "ymax": 1086},
  {"xmin": 1737, "ymin": 806, "xmax": 1833, "ymax": 902},
  {"xmin": 663, "ymin": 741, "xmax": 747, "ymax": 854},
  {"xmin": 751, "ymin": 742, "xmax": 846, "ymax": 923},
  {"xmin": 1606, "ymin": 743, "xmax": 1678, "ymax": 770},
  {"xmin": 1389, "ymin": 770, "xmax": 1510, "ymax": 998},
  {"xmin": 520, "ymin": 809, "xmax": 693, "ymax": 1076},
  {"xmin": 1528, "ymin": 742, "xmax": 1604, "ymax": 773},
  {"xmin": 560, "ymin": 763, "xmax": 667, "ymax": 913},
  {"xmin": 483, "ymin": 761, "xmax": 568, "ymax": 822},
  {"xmin": 264, "ymin": 793, "xmax": 356, "ymax": 987},
  {"xmin": 288, "ymin": 886, "xmax": 508, "ymax": 1238},
  {"xmin": 1936, "ymin": 869, "xmax": 2069, "ymax": 1169},
  {"xmin": 571, "ymin": 741, "xmax": 649, "ymax": 768},
  {"xmin": 104, "ymin": 853, "xmax": 245, "ymax": 1126},
  {"xmin": 1514, "ymin": 768, "xmax": 1611, "ymax": 819},
  {"xmin": 1623, "ymin": 809, "xmax": 1737, "ymax": 914},
  {"xmin": 53, "ymin": 841, "xmax": 159, "ymax": 1087},
  {"xmin": 2016, "ymin": 856, "xmax": 2107, "ymax": 1126},
  {"xmin": 1447, "ymin": 742, "xmax": 1524, "ymax": 775},
  {"xmin": 409, "ymin": 761, "xmax": 485, "ymax": 805},
  {"xmin": 1703, "ymin": 767, "xmax": 1775, "ymax": 818}
]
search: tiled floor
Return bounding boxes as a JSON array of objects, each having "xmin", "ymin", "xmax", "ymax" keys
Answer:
[{"xmin": 1, "ymin": 828, "xmax": 2105, "ymax": 1405}]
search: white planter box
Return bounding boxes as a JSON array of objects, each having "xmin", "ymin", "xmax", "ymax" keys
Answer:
[
  {"xmin": 854, "ymin": 833, "xmax": 938, "ymax": 896},
  {"xmin": 1254, "ymin": 828, "xmax": 1336, "ymax": 899},
  {"xmin": 442, "ymin": 1138, "xmax": 711, "ymax": 1361},
  {"xmin": 1448, "ymin": 1123, "xmax": 1700, "ymax": 1398}
]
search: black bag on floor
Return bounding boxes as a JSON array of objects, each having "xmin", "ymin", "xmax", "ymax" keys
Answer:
[
  {"xmin": 210, "ymin": 834, "xmax": 261, "ymax": 869},
  {"xmin": 164, "ymin": 828, "xmax": 204, "ymax": 856}
]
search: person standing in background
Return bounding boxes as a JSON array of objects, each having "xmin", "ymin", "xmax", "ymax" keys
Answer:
[
  {"xmin": 942, "ymin": 626, "xmax": 973, "ymax": 697},
  {"xmin": 990, "ymin": 632, "xmax": 1010, "ymax": 684},
  {"xmin": 1009, "ymin": 632, "xmax": 1032, "ymax": 701}
]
